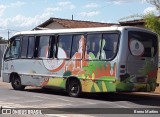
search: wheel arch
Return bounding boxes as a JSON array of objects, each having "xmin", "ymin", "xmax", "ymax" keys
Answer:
[
  {"xmin": 65, "ymin": 76, "xmax": 82, "ymax": 92},
  {"xmin": 9, "ymin": 72, "xmax": 20, "ymax": 83}
]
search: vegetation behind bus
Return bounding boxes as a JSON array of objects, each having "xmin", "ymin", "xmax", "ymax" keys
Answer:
[{"xmin": 0, "ymin": 37, "xmax": 7, "ymax": 44}]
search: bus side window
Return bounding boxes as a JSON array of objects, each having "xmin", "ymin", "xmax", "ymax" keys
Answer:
[
  {"xmin": 71, "ymin": 35, "xmax": 84, "ymax": 59},
  {"xmin": 27, "ymin": 36, "xmax": 35, "ymax": 58},
  {"xmin": 57, "ymin": 35, "xmax": 72, "ymax": 59},
  {"xmin": 38, "ymin": 36, "xmax": 50, "ymax": 58},
  {"xmin": 86, "ymin": 34, "xmax": 101, "ymax": 60},
  {"xmin": 5, "ymin": 37, "xmax": 21, "ymax": 59},
  {"xmin": 21, "ymin": 36, "xmax": 29, "ymax": 58},
  {"xmin": 48, "ymin": 36, "xmax": 56, "ymax": 58},
  {"xmin": 102, "ymin": 33, "xmax": 119, "ymax": 60}
]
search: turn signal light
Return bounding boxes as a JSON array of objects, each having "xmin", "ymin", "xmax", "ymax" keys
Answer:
[{"xmin": 120, "ymin": 65, "xmax": 125, "ymax": 69}]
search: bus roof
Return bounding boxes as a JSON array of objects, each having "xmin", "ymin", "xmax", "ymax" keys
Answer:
[{"xmin": 13, "ymin": 26, "xmax": 156, "ymax": 37}]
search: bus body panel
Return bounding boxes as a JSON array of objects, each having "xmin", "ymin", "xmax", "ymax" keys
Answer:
[
  {"xmin": 116, "ymin": 28, "xmax": 158, "ymax": 92},
  {"xmin": 1, "ymin": 26, "xmax": 158, "ymax": 93},
  {"xmin": 2, "ymin": 59, "xmax": 118, "ymax": 92}
]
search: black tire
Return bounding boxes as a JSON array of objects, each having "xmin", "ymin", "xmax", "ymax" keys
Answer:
[
  {"xmin": 11, "ymin": 74, "xmax": 25, "ymax": 90},
  {"xmin": 67, "ymin": 79, "xmax": 81, "ymax": 97}
]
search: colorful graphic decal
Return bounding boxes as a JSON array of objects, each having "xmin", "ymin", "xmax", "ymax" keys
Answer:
[
  {"xmin": 129, "ymin": 39, "xmax": 144, "ymax": 57},
  {"xmin": 40, "ymin": 77, "xmax": 49, "ymax": 86},
  {"xmin": 41, "ymin": 35, "xmax": 157, "ymax": 93},
  {"xmin": 43, "ymin": 47, "xmax": 66, "ymax": 72},
  {"xmin": 42, "ymin": 61, "xmax": 117, "ymax": 92},
  {"xmin": 116, "ymin": 58, "xmax": 158, "ymax": 92},
  {"xmin": 65, "ymin": 36, "xmax": 89, "ymax": 75},
  {"xmin": 41, "ymin": 35, "xmax": 117, "ymax": 92},
  {"xmin": 79, "ymin": 61, "xmax": 116, "ymax": 92}
]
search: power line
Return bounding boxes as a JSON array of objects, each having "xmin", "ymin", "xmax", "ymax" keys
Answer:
[{"xmin": 0, "ymin": 28, "xmax": 20, "ymax": 40}]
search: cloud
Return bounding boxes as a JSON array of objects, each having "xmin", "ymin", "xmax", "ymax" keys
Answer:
[
  {"xmin": 11, "ymin": 15, "xmax": 37, "ymax": 27},
  {"xmin": 8, "ymin": 1, "xmax": 26, "ymax": 7},
  {"xmin": 143, "ymin": 6, "xmax": 158, "ymax": 14},
  {"xmin": 11, "ymin": 8, "xmax": 56, "ymax": 27},
  {"xmin": 0, "ymin": 6, "xmax": 57, "ymax": 39},
  {"xmin": 106, "ymin": 0, "xmax": 136, "ymax": 4},
  {"xmin": 0, "ymin": 1, "xmax": 26, "ymax": 17},
  {"xmin": 85, "ymin": 3, "xmax": 100, "ymax": 8},
  {"xmin": 78, "ymin": 11, "xmax": 100, "ymax": 17},
  {"xmin": 141, "ymin": 0, "xmax": 147, "ymax": 3},
  {"xmin": 0, "ymin": 18, "xmax": 8, "ymax": 27},
  {"xmin": 0, "ymin": 7, "xmax": 57, "ymax": 28},
  {"xmin": 0, "ymin": 5, "xmax": 6, "ymax": 16},
  {"xmin": 44, "ymin": 7, "xmax": 62, "ymax": 12},
  {"xmin": 0, "ymin": 1, "xmax": 74, "ymax": 29},
  {"xmin": 58, "ymin": 1, "xmax": 75, "ymax": 10},
  {"xmin": 0, "ymin": 1, "xmax": 61, "ymax": 39}
]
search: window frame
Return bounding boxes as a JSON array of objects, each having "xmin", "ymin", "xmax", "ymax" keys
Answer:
[
  {"xmin": 100, "ymin": 32, "xmax": 120, "ymax": 60},
  {"xmin": 85, "ymin": 33, "xmax": 102, "ymax": 61},
  {"xmin": 85, "ymin": 31, "xmax": 120, "ymax": 61},
  {"xmin": 128, "ymin": 31, "xmax": 158, "ymax": 58},
  {"xmin": 57, "ymin": 34, "xmax": 73, "ymax": 60},
  {"xmin": 36, "ymin": 35, "xmax": 51, "ymax": 58},
  {"xmin": 4, "ymin": 36, "xmax": 21, "ymax": 60},
  {"xmin": 48, "ymin": 35, "xmax": 57, "ymax": 58},
  {"xmin": 71, "ymin": 34, "xmax": 85, "ymax": 60},
  {"xmin": 20, "ymin": 36, "xmax": 29, "ymax": 58},
  {"xmin": 27, "ymin": 36, "xmax": 36, "ymax": 59},
  {"xmin": 57, "ymin": 33, "xmax": 86, "ymax": 60}
]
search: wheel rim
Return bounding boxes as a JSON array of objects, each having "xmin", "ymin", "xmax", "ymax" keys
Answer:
[
  {"xmin": 13, "ymin": 78, "xmax": 20, "ymax": 87},
  {"xmin": 70, "ymin": 84, "xmax": 79, "ymax": 95}
]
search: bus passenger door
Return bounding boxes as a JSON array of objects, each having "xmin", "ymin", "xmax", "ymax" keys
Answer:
[{"xmin": 2, "ymin": 37, "xmax": 21, "ymax": 82}]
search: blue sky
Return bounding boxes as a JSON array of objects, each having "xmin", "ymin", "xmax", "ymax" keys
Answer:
[{"xmin": 0, "ymin": 0, "xmax": 157, "ymax": 39}]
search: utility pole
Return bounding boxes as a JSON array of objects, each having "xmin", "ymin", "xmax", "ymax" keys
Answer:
[
  {"xmin": 72, "ymin": 14, "xmax": 73, "ymax": 20},
  {"xmin": 8, "ymin": 30, "xmax": 9, "ymax": 40}
]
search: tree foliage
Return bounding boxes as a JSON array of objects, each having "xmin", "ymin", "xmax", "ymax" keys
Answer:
[
  {"xmin": 119, "ymin": 0, "xmax": 160, "ymax": 38},
  {"xmin": 144, "ymin": 14, "xmax": 160, "ymax": 36},
  {"xmin": 0, "ymin": 37, "xmax": 7, "ymax": 44},
  {"xmin": 146, "ymin": 0, "xmax": 160, "ymax": 12},
  {"xmin": 144, "ymin": 0, "xmax": 160, "ymax": 38}
]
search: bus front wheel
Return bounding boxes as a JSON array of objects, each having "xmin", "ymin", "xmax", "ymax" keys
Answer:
[
  {"xmin": 11, "ymin": 75, "xmax": 25, "ymax": 90},
  {"xmin": 67, "ymin": 79, "xmax": 81, "ymax": 97}
]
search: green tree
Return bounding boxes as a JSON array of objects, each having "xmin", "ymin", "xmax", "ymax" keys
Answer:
[
  {"xmin": 120, "ymin": 0, "xmax": 160, "ymax": 37},
  {"xmin": 0, "ymin": 37, "xmax": 7, "ymax": 44},
  {"xmin": 144, "ymin": 14, "xmax": 160, "ymax": 37},
  {"xmin": 144, "ymin": 0, "xmax": 160, "ymax": 37}
]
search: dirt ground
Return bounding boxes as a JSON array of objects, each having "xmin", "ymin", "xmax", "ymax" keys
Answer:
[{"xmin": 155, "ymin": 68, "xmax": 160, "ymax": 93}]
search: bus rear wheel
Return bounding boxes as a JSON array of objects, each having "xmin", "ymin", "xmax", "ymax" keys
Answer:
[
  {"xmin": 67, "ymin": 79, "xmax": 81, "ymax": 97},
  {"xmin": 11, "ymin": 75, "xmax": 25, "ymax": 90}
]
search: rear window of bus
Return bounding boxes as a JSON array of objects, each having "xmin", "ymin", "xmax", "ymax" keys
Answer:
[{"xmin": 128, "ymin": 31, "xmax": 158, "ymax": 57}]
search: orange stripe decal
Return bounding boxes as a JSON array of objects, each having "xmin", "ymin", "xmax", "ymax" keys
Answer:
[{"xmin": 49, "ymin": 60, "xmax": 65, "ymax": 72}]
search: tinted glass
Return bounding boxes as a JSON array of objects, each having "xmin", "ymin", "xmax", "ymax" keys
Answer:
[
  {"xmin": 102, "ymin": 33, "xmax": 119, "ymax": 60},
  {"xmin": 58, "ymin": 35, "xmax": 72, "ymax": 59},
  {"xmin": 38, "ymin": 36, "xmax": 50, "ymax": 58},
  {"xmin": 21, "ymin": 36, "xmax": 28, "ymax": 58},
  {"xmin": 5, "ymin": 38, "xmax": 21, "ymax": 59},
  {"xmin": 28, "ymin": 37, "xmax": 35, "ymax": 58},
  {"xmin": 71, "ymin": 35, "xmax": 84, "ymax": 59},
  {"xmin": 49, "ymin": 36, "xmax": 56, "ymax": 58},
  {"xmin": 128, "ymin": 31, "xmax": 158, "ymax": 57},
  {"xmin": 86, "ymin": 34, "xmax": 101, "ymax": 60}
]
